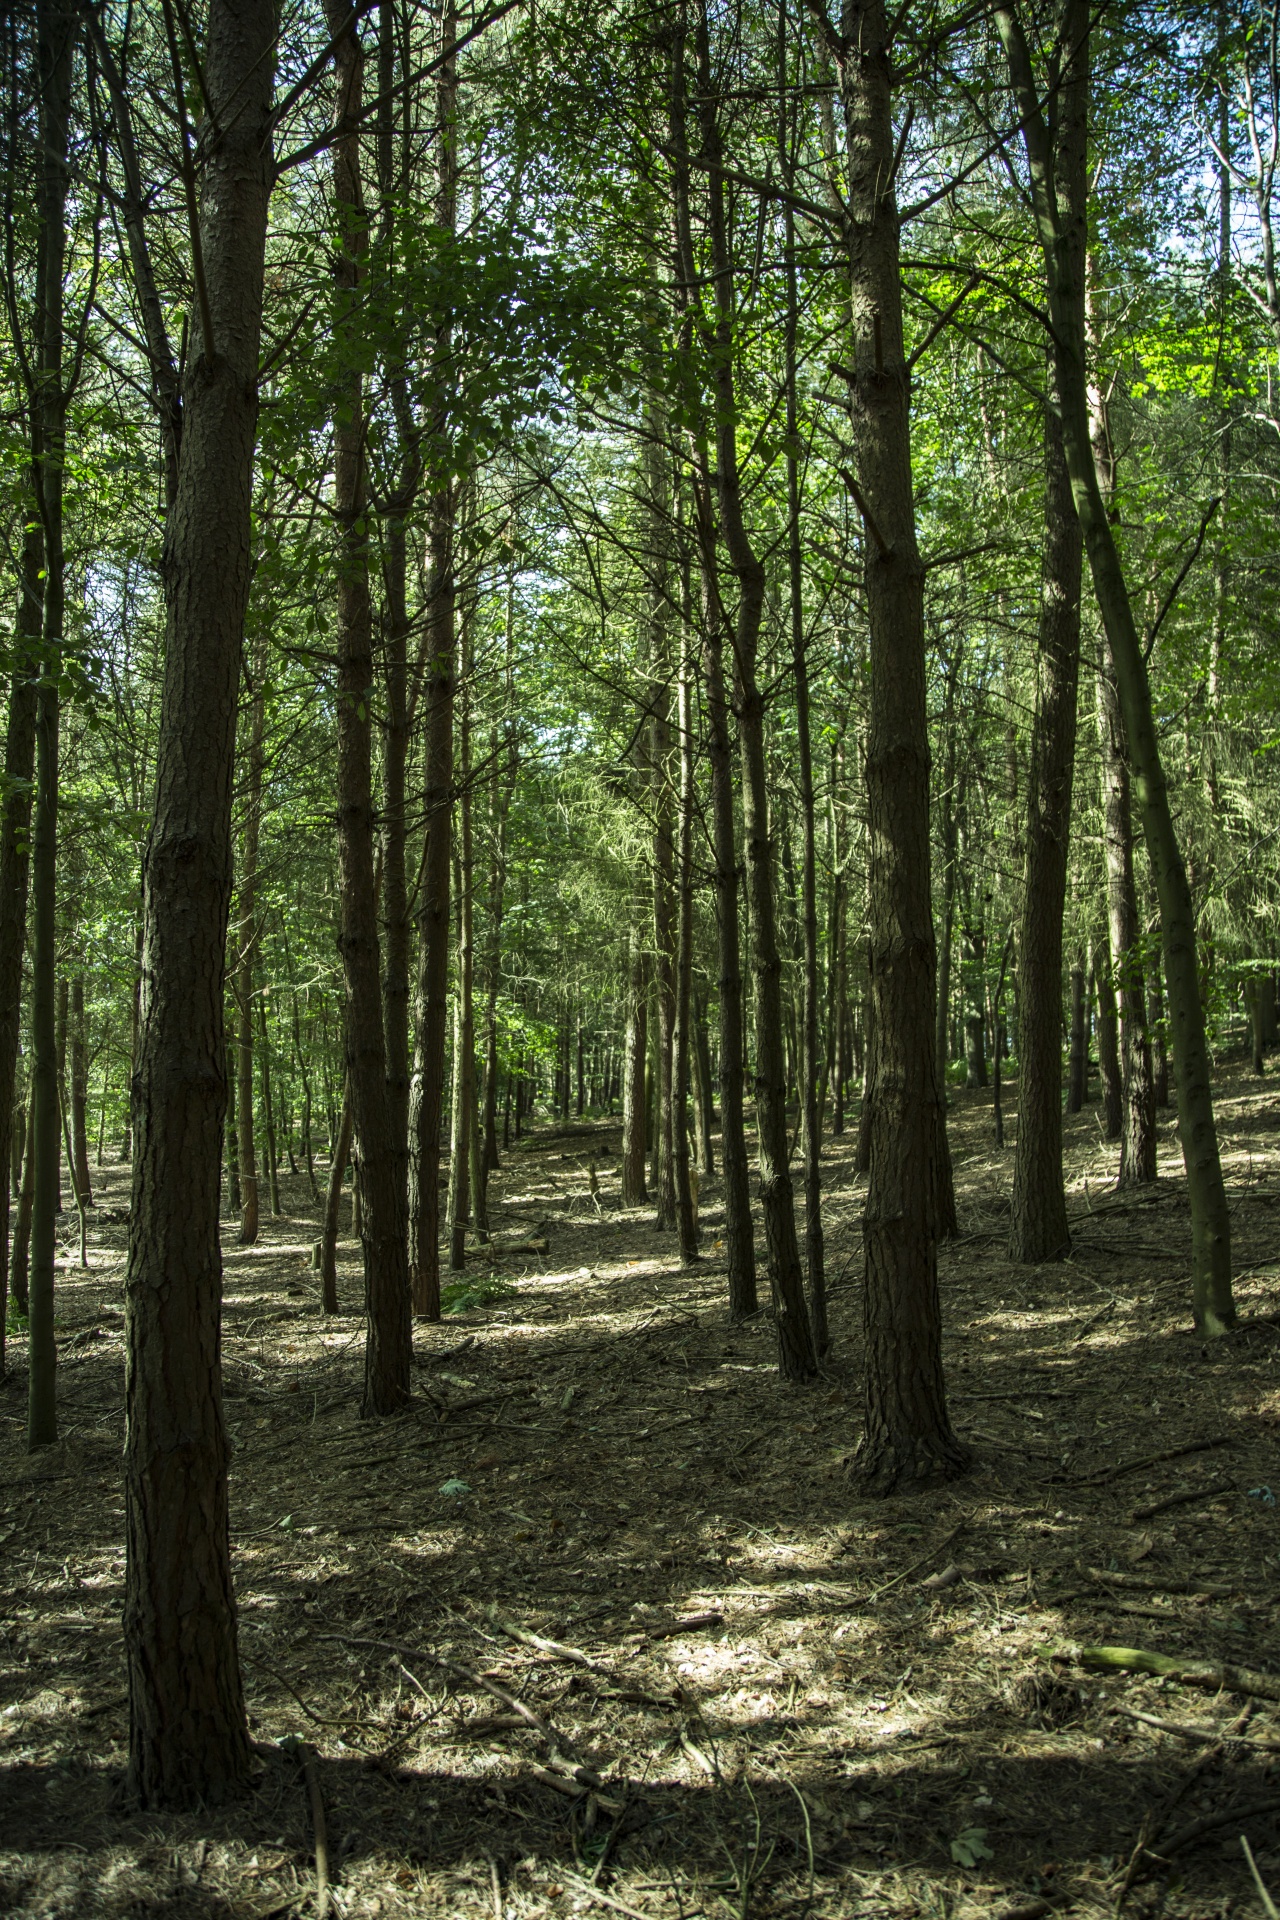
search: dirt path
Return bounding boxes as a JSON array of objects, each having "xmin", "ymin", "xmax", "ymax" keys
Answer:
[{"xmin": 2, "ymin": 1072, "xmax": 1278, "ymax": 1918}]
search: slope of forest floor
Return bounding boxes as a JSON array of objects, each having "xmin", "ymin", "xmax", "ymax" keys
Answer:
[{"xmin": 1, "ymin": 1069, "xmax": 1279, "ymax": 1920}]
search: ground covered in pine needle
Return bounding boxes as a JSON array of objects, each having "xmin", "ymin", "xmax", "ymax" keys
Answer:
[{"xmin": 2, "ymin": 1070, "xmax": 1279, "ymax": 1920}]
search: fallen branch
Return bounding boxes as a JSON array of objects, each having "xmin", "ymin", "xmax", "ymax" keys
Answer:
[
  {"xmin": 1130, "ymin": 1478, "xmax": 1235, "ymax": 1523},
  {"xmin": 643, "ymin": 1611, "xmax": 723, "ymax": 1642},
  {"xmin": 1110, "ymin": 1704, "xmax": 1280, "ymax": 1753},
  {"xmin": 487, "ymin": 1608, "xmax": 611, "ymax": 1675},
  {"xmin": 1158, "ymin": 1797, "xmax": 1280, "ymax": 1859},
  {"xmin": 283, "ymin": 1737, "xmax": 330, "ymax": 1920},
  {"xmin": 856, "ymin": 1521, "xmax": 966, "ymax": 1602},
  {"xmin": 1085, "ymin": 1567, "xmax": 1244, "ymax": 1598},
  {"xmin": 1073, "ymin": 1434, "xmax": 1235, "ymax": 1488},
  {"xmin": 1040, "ymin": 1641, "xmax": 1280, "ymax": 1703}
]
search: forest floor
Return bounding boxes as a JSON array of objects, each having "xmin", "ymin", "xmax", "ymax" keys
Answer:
[{"xmin": 1, "ymin": 1070, "xmax": 1279, "ymax": 1920}]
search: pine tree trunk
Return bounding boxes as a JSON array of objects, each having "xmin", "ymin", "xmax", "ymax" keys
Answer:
[
  {"xmin": 0, "ymin": 521, "xmax": 42, "ymax": 1357},
  {"xmin": 621, "ymin": 922, "xmax": 648, "ymax": 1205},
  {"xmin": 832, "ymin": 0, "xmax": 966, "ymax": 1482},
  {"xmin": 998, "ymin": 0, "xmax": 1235, "ymax": 1333},
  {"xmin": 71, "ymin": 974, "xmax": 91, "ymax": 1205},
  {"xmin": 235, "ymin": 633, "xmax": 265, "ymax": 1244},
  {"xmin": 691, "ymin": 989, "xmax": 715, "ymax": 1175},
  {"xmin": 673, "ymin": 634, "xmax": 700, "ymax": 1264},
  {"xmin": 1009, "ymin": 381, "xmax": 1083, "ymax": 1259},
  {"xmin": 257, "ymin": 989, "xmax": 281, "ymax": 1215},
  {"xmin": 123, "ymin": 0, "xmax": 275, "ymax": 1807},
  {"xmin": 447, "ymin": 646, "xmax": 475, "ymax": 1273},
  {"xmin": 326, "ymin": 0, "xmax": 411, "ymax": 1411},
  {"xmin": 28, "ymin": 0, "xmax": 72, "ymax": 1451},
  {"xmin": 406, "ymin": 4, "xmax": 458, "ymax": 1322},
  {"xmin": 1097, "ymin": 654, "xmax": 1157, "ymax": 1179},
  {"xmin": 12, "ymin": 1082, "xmax": 35, "ymax": 1316},
  {"xmin": 320, "ymin": 1090, "xmax": 353, "ymax": 1316},
  {"xmin": 692, "ymin": 5, "xmax": 809, "ymax": 1375}
]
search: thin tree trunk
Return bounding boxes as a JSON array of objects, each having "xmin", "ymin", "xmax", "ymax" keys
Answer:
[
  {"xmin": 1095, "ymin": 942, "xmax": 1123, "ymax": 1139},
  {"xmin": 828, "ymin": 0, "xmax": 966, "ymax": 1481},
  {"xmin": 326, "ymin": 0, "xmax": 411, "ymax": 1410},
  {"xmin": 123, "ymin": 0, "xmax": 275, "ymax": 1807},
  {"xmin": 998, "ymin": 0, "xmax": 1235, "ymax": 1334},
  {"xmin": 1067, "ymin": 960, "xmax": 1087, "ymax": 1112},
  {"xmin": 28, "ymin": 0, "xmax": 73, "ymax": 1451},
  {"xmin": 0, "ymin": 520, "xmax": 42, "ymax": 1358},
  {"xmin": 1007, "ymin": 10, "xmax": 1084, "ymax": 1262},
  {"xmin": 257, "ymin": 988, "xmax": 281, "ymax": 1215},
  {"xmin": 673, "ymin": 620, "xmax": 700, "ymax": 1264},
  {"xmin": 621, "ymin": 922, "xmax": 648, "ymax": 1205},
  {"xmin": 70, "ymin": 974, "xmax": 91, "ymax": 1205},
  {"xmin": 1097, "ymin": 657, "xmax": 1157, "ymax": 1179},
  {"xmin": 225, "ymin": 1030, "xmax": 241, "ymax": 1214},
  {"xmin": 235, "ymin": 632, "xmax": 265, "ymax": 1245},
  {"xmin": 691, "ymin": 6, "xmax": 808, "ymax": 1372},
  {"xmin": 691, "ymin": 989, "xmax": 715, "ymax": 1175},
  {"xmin": 320, "ymin": 1087, "xmax": 353, "ymax": 1316},
  {"xmin": 447, "ymin": 642, "xmax": 475, "ymax": 1272},
  {"xmin": 406, "ymin": 0, "xmax": 457, "ymax": 1322},
  {"xmin": 11, "ymin": 1081, "xmax": 35, "ymax": 1316}
]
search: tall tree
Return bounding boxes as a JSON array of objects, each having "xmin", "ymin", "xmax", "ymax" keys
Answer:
[{"xmin": 123, "ymin": 0, "xmax": 276, "ymax": 1806}]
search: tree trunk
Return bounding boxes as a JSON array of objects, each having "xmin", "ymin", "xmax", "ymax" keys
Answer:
[
  {"xmin": 692, "ymin": 6, "xmax": 809, "ymax": 1375},
  {"xmin": 326, "ymin": 0, "xmax": 411, "ymax": 1411},
  {"xmin": 123, "ymin": 0, "xmax": 275, "ymax": 1807},
  {"xmin": 673, "ymin": 627, "xmax": 700, "ymax": 1264},
  {"xmin": 0, "ymin": 520, "xmax": 42, "ymax": 1357},
  {"xmin": 1095, "ymin": 941, "xmax": 1123, "ymax": 1140},
  {"xmin": 225, "ymin": 1030, "xmax": 241, "ymax": 1214},
  {"xmin": 406, "ymin": 1, "xmax": 457, "ymax": 1321},
  {"xmin": 70, "ymin": 974, "xmax": 91, "ymax": 1206},
  {"xmin": 12, "ymin": 1081, "xmax": 35, "ymax": 1316},
  {"xmin": 691, "ymin": 989, "xmax": 715, "ymax": 1175},
  {"xmin": 235, "ymin": 631, "xmax": 265, "ymax": 1246},
  {"xmin": 621, "ymin": 921, "xmax": 648, "ymax": 1205},
  {"xmin": 1097, "ymin": 655, "xmax": 1157, "ymax": 1179},
  {"xmin": 320, "ymin": 1088, "xmax": 353, "ymax": 1316},
  {"xmin": 1007, "ymin": 5, "xmax": 1083, "ymax": 1262},
  {"xmin": 1067, "ymin": 961, "xmax": 1087, "ymax": 1112},
  {"xmin": 998, "ymin": 0, "xmax": 1235, "ymax": 1333},
  {"xmin": 28, "ymin": 0, "xmax": 73, "ymax": 1451},
  {"xmin": 447, "ymin": 647, "xmax": 475, "ymax": 1272},
  {"xmin": 257, "ymin": 988, "xmax": 281, "ymax": 1215},
  {"xmin": 832, "ymin": 0, "xmax": 966, "ymax": 1482}
]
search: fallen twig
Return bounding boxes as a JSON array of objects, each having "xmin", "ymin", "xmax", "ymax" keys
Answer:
[
  {"xmin": 1110, "ymin": 1704, "xmax": 1280, "ymax": 1752},
  {"xmin": 1073, "ymin": 1434, "xmax": 1235, "ymax": 1488},
  {"xmin": 562, "ymin": 1872, "xmax": 656, "ymax": 1920},
  {"xmin": 643, "ymin": 1610, "xmax": 723, "ymax": 1641},
  {"xmin": 1041, "ymin": 1641, "xmax": 1280, "ymax": 1703},
  {"xmin": 284, "ymin": 1737, "xmax": 330, "ymax": 1920},
  {"xmin": 487, "ymin": 1608, "xmax": 611, "ymax": 1674},
  {"xmin": 857, "ymin": 1521, "xmax": 966, "ymax": 1602},
  {"xmin": 1085, "ymin": 1566, "xmax": 1244, "ymax": 1598},
  {"xmin": 1158, "ymin": 1796, "xmax": 1280, "ymax": 1858},
  {"xmin": 1129, "ymin": 1478, "xmax": 1235, "ymax": 1522}
]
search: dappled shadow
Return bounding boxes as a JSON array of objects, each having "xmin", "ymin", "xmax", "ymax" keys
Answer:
[{"xmin": 2, "ymin": 1069, "xmax": 1279, "ymax": 1915}]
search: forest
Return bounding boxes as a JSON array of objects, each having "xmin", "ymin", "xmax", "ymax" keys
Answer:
[{"xmin": 1, "ymin": 0, "xmax": 1279, "ymax": 1914}]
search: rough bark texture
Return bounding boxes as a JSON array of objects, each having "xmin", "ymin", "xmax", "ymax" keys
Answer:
[
  {"xmin": 406, "ymin": 1, "xmax": 457, "ymax": 1321},
  {"xmin": 998, "ymin": 0, "xmax": 1235, "ymax": 1334},
  {"xmin": 1095, "ymin": 945, "xmax": 1122, "ymax": 1139},
  {"xmin": 1067, "ymin": 961, "xmax": 1087, "ymax": 1112},
  {"xmin": 835, "ymin": 0, "xmax": 967, "ymax": 1485},
  {"xmin": 621, "ymin": 921, "xmax": 648, "ymax": 1206},
  {"xmin": 123, "ymin": 0, "xmax": 275, "ymax": 1807},
  {"xmin": 673, "ymin": 642, "xmax": 700, "ymax": 1263},
  {"xmin": 234, "ymin": 635, "xmax": 265, "ymax": 1245},
  {"xmin": 1009, "ymin": 361, "xmax": 1084, "ymax": 1263},
  {"xmin": 695, "ymin": 6, "xmax": 811, "ymax": 1376},
  {"xmin": 326, "ymin": 0, "xmax": 411, "ymax": 1414},
  {"xmin": 0, "ymin": 524, "xmax": 42, "ymax": 1358}
]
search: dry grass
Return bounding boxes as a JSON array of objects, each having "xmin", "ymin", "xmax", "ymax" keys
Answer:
[{"xmin": 1, "ymin": 1068, "xmax": 1278, "ymax": 1919}]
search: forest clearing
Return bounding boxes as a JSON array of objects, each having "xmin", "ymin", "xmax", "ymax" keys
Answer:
[
  {"xmin": 2, "ymin": 1075, "xmax": 1278, "ymax": 1919},
  {"xmin": 4, "ymin": 0, "xmax": 1280, "ymax": 1915}
]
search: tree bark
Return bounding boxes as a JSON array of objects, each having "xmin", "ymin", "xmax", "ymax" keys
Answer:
[
  {"xmin": 830, "ymin": 0, "xmax": 966, "ymax": 1481},
  {"xmin": 406, "ymin": 0, "xmax": 457, "ymax": 1321},
  {"xmin": 123, "ymin": 0, "xmax": 275, "ymax": 1807},
  {"xmin": 71, "ymin": 974, "xmax": 91, "ymax": 1205},
  {"xmin": 1097, "ymin": 659, "xmax": 1157, "ymax": 1178},
  {"xmin": 1095, "ymin": 942, "xmax": 1122, "ymax": 1139},
  {"xmin": 621, "ymin": 920, "xmax": 648, "ymax": 1205},
  {"xmin": 320, "ymin": 1087, "xmax": 353, "ymax": 1316},
  {"xmin": 0, "ymin": 519, "xmax": 42, "ymax": 1358},
  {"xmin": 694, "ymin": 4, "xmax": 812, "ymax": 1377},
  {"xmin": 673, "ymin": 622, "xmax": 700, "ymax": 1264},
  {"xmin": 235, "ymin": 633, "xmax": 266, "ymax": 1245},
  {"xmin": 997, "ymin": 0, "xmax": 1235, "ymax": 1334},
  {"xmin": 326, "ymin": 0, "xmax": 411, "ymax": 1412}
]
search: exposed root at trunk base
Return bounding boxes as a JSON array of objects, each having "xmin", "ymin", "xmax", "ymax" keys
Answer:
[{"xmin": 852, "ymin": 1426, "xmax": 973, "ymax": 1496}]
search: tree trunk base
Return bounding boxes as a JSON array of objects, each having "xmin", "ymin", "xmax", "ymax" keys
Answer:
[{"xmin": 853, "ymin": 1426, "xmax": 972, "ymax": 1496}]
